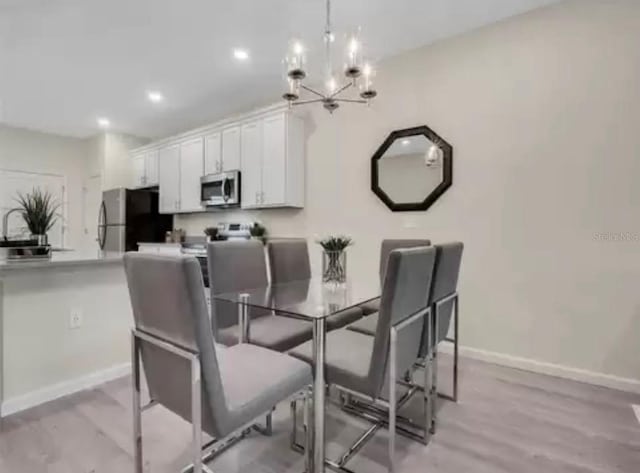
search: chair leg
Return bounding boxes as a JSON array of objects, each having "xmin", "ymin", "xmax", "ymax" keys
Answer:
[
  {"xmin": 131, "ymin": 333, "xmax": 143, "ymax": 473},
  {"xmin": 452, "ymin": 295, "xmax": 459, "ymax": 402},
  {"xmin": 423, "ymin": 311, "xmax": 432, "ymax": 446},
  {"xmin": 191, "ymin": 356, "xmax": 204, "ymax": 473},
  {"xmin": 388, "ymin": 327, "xmax": 398, "ymax": 473},
  {"xmin": 305, "ymin": 388, "xmax": 313, "ymax": 473},
  {"xmin": 431, "ymin": 305, "xmax": 439, "ymax": 435},
  {"xmin": 290, "ymin": 399, "xmax": 298, "ymax": 450}
]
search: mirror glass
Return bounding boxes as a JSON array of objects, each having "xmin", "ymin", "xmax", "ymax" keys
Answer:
[{"xmin": 377, "ymin": 135, "xmax": 443, "ymax": 203}]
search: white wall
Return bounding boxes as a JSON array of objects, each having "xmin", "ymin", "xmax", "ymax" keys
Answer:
[
  {"xmin": 176, "ymin": 0, "xmax": 640, "ymax": 384},
  {"xmin": 0, "ymin": 125, "xmax": 90, "ymax": 249}
]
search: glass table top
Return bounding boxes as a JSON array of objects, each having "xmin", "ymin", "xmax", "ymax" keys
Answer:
[{"xmin": 212, "ymin": 277, "xmax": 381, "ymax": 320}]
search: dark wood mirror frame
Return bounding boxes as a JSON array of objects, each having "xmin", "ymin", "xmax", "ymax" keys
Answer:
[{"xmin": 371, "ymin": 125, "xmax": 453, "ymax": 212}]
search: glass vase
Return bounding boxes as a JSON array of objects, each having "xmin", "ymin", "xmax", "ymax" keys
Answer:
[{"xmin": 322, "ymin": 250, "xmax": 347, "ymax": 283}]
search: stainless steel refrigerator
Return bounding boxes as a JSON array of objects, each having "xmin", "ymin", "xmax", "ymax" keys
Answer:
[{"xmin": 98, "ymin": 188, "xmax": 173, "ymax": 252}]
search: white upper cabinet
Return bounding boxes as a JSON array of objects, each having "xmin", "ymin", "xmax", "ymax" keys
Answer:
[
  {"xmin": 132, "ymin": 150, "xmax": 159, "ymax": 188},
  {"xmin": 241, "ymin": 111, "xmax": 304, "ymax": 209},
  {"xmin": 132, "ymin": 154, "xmax": 146, "ymax": 188},
  {"xmin": 132, "ymin": 105, "xmax": 305, "ymax": 214},
  {"xmin": 146, "ymin": 149, "xmax": 159, "ymax": 186},
  {"xmin": 204, "ymin": 132, "xmax": 222, "ymax": 175},
  {"xmin": 221, "ymin": 125, "xmax": 241, "ymax": 172},
  {"xmin": 261, "ymin": 113, "xmax": 287, "ymax": 206},
  {"xmin": 240, "ymin": 120, "xmax": 263, "ymax": 208},
  {"xmin": 179, "ymin": 137, "xmax": 204, "ymax": 212},
  {"xmin": 158, "ymin": 144, "xmax": 181, "ymax": 214}
]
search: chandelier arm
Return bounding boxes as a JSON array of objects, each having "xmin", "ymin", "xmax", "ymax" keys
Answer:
[
  {"xmin": 292, "ymin": 99, "xmax": 325, "ymax": 106},
  {"xmin": 334, "ymin": 98, "xmax": 368, "ymax": 104},
  {"xmin": 300, "ymin": 84, "xmax": 327, "ymax": 99},
  {"xmin": 330, "ymin": 82, "xmax": 353, "ymax": 99}
]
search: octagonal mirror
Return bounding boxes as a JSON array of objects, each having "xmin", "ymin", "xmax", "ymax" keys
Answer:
[{"xmin": 371, "ymin": 125, "xmax": 453, "ymax": 212}]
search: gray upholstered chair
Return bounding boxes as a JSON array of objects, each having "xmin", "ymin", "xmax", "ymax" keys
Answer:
[
  {"xmin": 290, "ymin": 246, "xmax": 436, "ymax": 472},
  {"xmin": 348, "ymin": 242, "xmax": 464, "ymax": 433},
  {"xmin": 267, "ymin": 238, "xmax": 364, "ymax": 330},
  {"xmin": 358, "ymin": 238, "xmax": 431, "ymax": 315},
  {"xmin": 124, "ymin": 253, "xmax": 313, "ymax": 473},
  {"xmin": 209, "ymin": 240, "xmax": 314, "ymax": 351}
]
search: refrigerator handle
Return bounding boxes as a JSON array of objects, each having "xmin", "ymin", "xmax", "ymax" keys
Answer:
[{"xmin": 97, "ymin": 201, "xmax": 107, "ymax": 250}]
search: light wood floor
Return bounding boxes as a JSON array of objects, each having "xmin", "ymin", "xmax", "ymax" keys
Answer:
[{"xmin": 1, "ymin": 354, "xmax": 639, "ymax": 472}]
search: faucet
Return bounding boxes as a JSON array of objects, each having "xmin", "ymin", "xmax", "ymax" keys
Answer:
[{"xmin": 2, "ymin": 208, "xmax": 23, "ymax": 241}]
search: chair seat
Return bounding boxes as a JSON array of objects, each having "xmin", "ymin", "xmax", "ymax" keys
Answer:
[
  {"xmin": 347, "ymin": 312, "xmax": 378, "ymax": 336},
  {"xmin": 327, "ymin": 307, "xmax": 365, "ymax": 330},
  {"xmin": 218, "ymin": 314, "xmax": 313, "ymax": 352},
  {"xmin": 358, "ymin": 298, "xmax": 380, "ymax": 315},
  {"xmin": 213, "ymin": 343, "xmax": 312, "ymax": 436},
  {"xmin": 289, "ymin": 328, "xmax": 377, "ymax": 398}
]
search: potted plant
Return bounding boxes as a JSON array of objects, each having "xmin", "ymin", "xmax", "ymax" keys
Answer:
[
  {"xmin": 16, "ymin": 188, "xmax": 60, "ymax": 246},
  {"xmin": 249, "ymin": 222, "xmax": 267, "ymax": 244},
  {"xmin": 318, "ymin": 235, "xmax": 353, "ymax": 283}
]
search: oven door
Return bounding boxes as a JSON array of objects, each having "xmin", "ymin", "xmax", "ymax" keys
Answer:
[{"xmin": 201, "ymin": 171, "xmax": 240, "ymax": 207}]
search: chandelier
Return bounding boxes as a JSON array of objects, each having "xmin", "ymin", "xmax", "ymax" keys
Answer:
[{"xmin": 282, "ymin": 0, "xmax": 378, "ymax": 113}]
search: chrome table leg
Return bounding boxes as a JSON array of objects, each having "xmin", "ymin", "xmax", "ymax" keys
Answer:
[
  {"xmin": 312, "ymin": 318, "xmax": 327, "ymax": 473},
  {"xmin": 238, "ymin": 293, "xmax": 249, "ymax": 344}
]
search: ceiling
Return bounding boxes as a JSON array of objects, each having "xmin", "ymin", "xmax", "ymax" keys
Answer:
[{"xmin": 0, "ymin": 0, "xmax": 558, "ymax": 139}]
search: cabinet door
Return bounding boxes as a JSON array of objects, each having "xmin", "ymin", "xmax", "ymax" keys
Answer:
[
  {"xmin": 240, "ymin": 120, "xmax": 262, "ymax": 208},
  {"xmin": 145, "ymin": 149, "xmax": 159, "ymax": 186},
  {"xmin": 158, "ymin": 144, "xmax": 181, "ymax": 214},
  {"xmin": 261, "ymin": 114, "xmax": 286, "ymax": 206},
  {"xmin": 204, "ymin": 132, "xmax": 222, "ymax": 175},
  {"xmin": 221, "ymin": 125, "xmax": 241, "ymax": 171},
  {"xmin": 132, "ymin": 154, "xmax": 146, "ymax": 188},
  {"xmin": 179, "ymin": 137, "xmax": 204, "ymax": 212}
]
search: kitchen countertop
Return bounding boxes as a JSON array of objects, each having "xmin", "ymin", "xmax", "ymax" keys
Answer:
[{"xmin": 0, "ymin": 250, "xmax": 125, "ymax": 273}]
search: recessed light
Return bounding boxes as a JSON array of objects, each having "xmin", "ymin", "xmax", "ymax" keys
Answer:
[
  {"xmin": 147, "ymin": 91, "xmax": 164, "ymax": 103},
  {"xmin": 401, "ymin": 139, "xmax": 411, "ymax": 146},
  {"xmin": 97, "ymin": 117, "xmax": 110, "ymax": 128},
  {"xmin": 233, "ymin": 48, "xmax": 250, "ymax": 61}
]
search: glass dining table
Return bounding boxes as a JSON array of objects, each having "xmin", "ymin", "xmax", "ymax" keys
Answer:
[{"xmin": 213, "ymin": 277, "xmax": 381, "ymax": 473}]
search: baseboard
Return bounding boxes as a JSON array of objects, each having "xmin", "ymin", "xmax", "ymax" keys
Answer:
[
  {"xmin": 1, "ymin": 363, "xmax": 131, "ymax": 417},
  {"xmin": 439, "ymin": 342, "xmax": 640, "ymax": 394}
]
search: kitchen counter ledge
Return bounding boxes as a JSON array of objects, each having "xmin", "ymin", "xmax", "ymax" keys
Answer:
[{"xmin": 0, "ymin": 250, "xmax": 124, "ymax": 273}]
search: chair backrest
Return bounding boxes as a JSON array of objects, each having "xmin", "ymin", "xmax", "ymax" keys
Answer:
[
  {"xmin": 368, "ymin": 246, "xmax": 436, "ymax": 398},
  {"xmin": 428, "ymin": 241, "xmax": 464, "ymax": 345},
  {"xmin": 124, "ymin": 253, "xmax": 231, "ymax": 437},
  {"xmin": 379, "ymin": 239, "xmax": 431, "ymax": 283},
  {"xmin": 267, "ymin": 238, "xmax": 311, "ymax": 284},
  {"xmin": 208, "ymin": 240, "xmax": 270, "ymax": 334}
]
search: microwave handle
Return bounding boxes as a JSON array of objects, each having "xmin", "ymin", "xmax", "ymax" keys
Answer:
[{"xmin": 222, "ymin": 177, "xmax": 230, "ymax": 202}]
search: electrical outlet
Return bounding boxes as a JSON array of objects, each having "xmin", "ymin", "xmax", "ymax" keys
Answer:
[{"xmin": 69, "ymin": 309, "xmax": 83, "ymax": 329}]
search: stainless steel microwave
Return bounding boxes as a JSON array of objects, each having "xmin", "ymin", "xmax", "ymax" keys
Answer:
[{"xmin": 201, "ymin": 171, "xmax": 241, "ymax": 208}]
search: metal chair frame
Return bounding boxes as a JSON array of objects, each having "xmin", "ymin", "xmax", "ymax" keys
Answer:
[
  {"xmin": 336, "ymin": 291, "xmax": 459, "ymax": 449},
  {"xmin": 132, "ymin": 329, "xmax": 312, "ymax": 473},
  {"xmin": 290, "ymin": 306, "xmax": 432, "ymax": 473}
]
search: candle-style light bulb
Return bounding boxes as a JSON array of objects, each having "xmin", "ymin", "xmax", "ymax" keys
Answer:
[
  {"xmin": 344, "ymin": 31, "xmax": 363, "ymax": 79},
  {"xmin": 287, "ymin": 40, "xmax": 306, "ymax": 81},
  {"xmin": 360, "ymin": 62, "xmax": 377, "ymax": 100}
]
